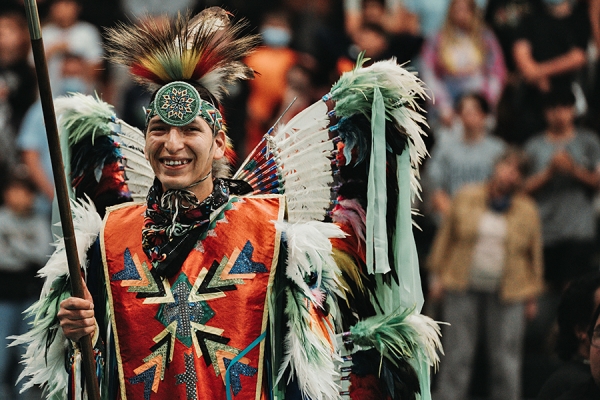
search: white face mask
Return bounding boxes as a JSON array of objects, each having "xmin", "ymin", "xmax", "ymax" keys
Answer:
[{"xmin": 260, "ymin": 27, "xmax": 291, "ymax": 48}]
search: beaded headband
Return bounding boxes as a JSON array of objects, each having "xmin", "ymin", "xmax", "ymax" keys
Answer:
[{"xmin": 145, "ymin": 81, "xmax": 224, "ymax": 133}]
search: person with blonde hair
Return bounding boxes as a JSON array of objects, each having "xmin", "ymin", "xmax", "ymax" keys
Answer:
[{"xmin": 421, "ymin": 0, "xmax": 507, "ymax": 127}]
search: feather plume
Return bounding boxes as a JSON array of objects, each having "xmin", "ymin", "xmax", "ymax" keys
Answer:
[
  {"xmin": 113, "ymin": 118, "xmax": 155, "ymax": 201},
  {"xmin": 349, "ymin": 308, "xmax": 444, "ymax": 370},
  {"xmin": 104, "ymin": 8, "xmax": 260, "ymax": 101},
  {"xmin": 55, "ymin": 93, "xmax": 115, "ymax": 145},
  {"xmin": 234, "ymin": 99, "xmax": 335, "ymax": 222},
  {"xmin": 331, "ymin": 199, "xmax": 367, "ymax": 249},
  {"xmin": 330, "ymin": 55, "xmax": 428, "ymax": 199},
  {"xmin": 276, "ymin": 221, "xmax": 348, "ymax": 400},
  {"xmin": 9, "ymin": 199, "xmax": 102, "ymax": 399}
]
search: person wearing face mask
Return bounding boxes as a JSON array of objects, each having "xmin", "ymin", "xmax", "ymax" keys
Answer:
[
  {"xmin": 42, "ymin": 0, "xmax": 103, "ymax": 94},
  {"xmin": 244, "ymin": 9, "xmax": 299, "ymax": 155},
  {"xmin": 17, "ymin": 52, "xmax": 92, "ymax": 222}
]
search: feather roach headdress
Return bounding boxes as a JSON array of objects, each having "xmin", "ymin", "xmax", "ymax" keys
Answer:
[
  {"xmin": 104, "ymin": 7, "xmax": 259, "ymax": 101},
  {"xmin": 104, "ymin": 7, "xmax": 260, "ymax": 172}
]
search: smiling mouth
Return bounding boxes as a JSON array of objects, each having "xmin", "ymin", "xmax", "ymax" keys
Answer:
[{"xmin": 162, "ymin": 159, "xmax": 191, "ymax": 166}]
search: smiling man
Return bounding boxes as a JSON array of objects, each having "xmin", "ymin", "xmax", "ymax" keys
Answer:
[{"xmin": 12, "ymin": 7, "xmax": 444, "ymax": 400}]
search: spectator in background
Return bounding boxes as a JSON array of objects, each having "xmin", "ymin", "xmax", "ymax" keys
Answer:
[
  {"xmin": 427, "ymin": 147, "xmax": 543, "ymax": 400},
  {"xmin": 244, "ymin": 9, "xmax": 299, "ymax": 154},
  {"xmin": 17, "ymin": 52, "xmax": 93, "ymax": 221},
  {"xmin": 275, "ymin": 63, "xmax": 318, "ymax": 127},
  {"xmin": 583, "ymin": 0, "xmax": 600, "ymax": 132},
  {"xmin": 0, "ymin": 169, "xmax": 51, "ymax": 399},
  {"xmin": 420, "ymin": 0, "xmax": 507, "ymax": 128},
  {"xmin": 426, "ymin": 93, "xmax": 506, "ymax": 218},
  {"xmin": 344, "ymin": 0, "xmax": 419, "ymax": 36},
  {"xmin": 485, "ymin": 0, "xmax": 540, "ymax": 72},
  {"xmin": 538, "ymin": 272, "xmax": 600, "ymax": 400},
  {"xmin": 0, "ymin": 7, "xmax": 37, "ymax": 196},
  {"xmin": 403, "ymin": 0, "xmax": 488, "ymax": 38},
  {"xmin": 340, "ymin": 0, "xmax": 424, "ymax": 73},
  {"xmin": 512, "ymin": 0, "xmax": 589, "ymax": 143},
  {"xmin": 42, "ymin": 0, "xmax": 103, "ymax": 94},
  {"xmin": 121, "ymin": 0, "xmax": 198, "ymax": 21},
  {"xmin": 523, "ymin": 89, "xmax": 600, "ymax": 293}
]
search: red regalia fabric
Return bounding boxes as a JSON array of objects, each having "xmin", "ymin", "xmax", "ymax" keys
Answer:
[{"xmin": 101, "ymin": 195, "xmax": 284, "ymax": 400}]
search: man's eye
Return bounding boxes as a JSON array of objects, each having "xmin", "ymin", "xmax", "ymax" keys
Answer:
[
  {"xmin": 148, "ymin": 126, "xmax": 167, "ymax": 134},
  {"xmin": 184, "ymin": 126, "xmax": 201, "ymax": 133}
]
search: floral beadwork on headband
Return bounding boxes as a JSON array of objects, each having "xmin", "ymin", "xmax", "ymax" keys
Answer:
[{"xmin": 146, "ymin": 81, "xmax": 224, "ymax": 132}]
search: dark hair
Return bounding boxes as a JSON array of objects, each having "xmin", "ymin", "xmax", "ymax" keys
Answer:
[
  {"xmin": 457, "ymin": 92, "xmax": 490, "ymax": 115},
  {"xmin": 557, "ymin": 271, "xmax": 600, "ymax": 360},
  {"xmin": 4, "ymin": 167, "xmax": 37, "ymax": 194},
  {"xmin": 542, "ymin": 87, "xmax": 576, "ymax": 109}
]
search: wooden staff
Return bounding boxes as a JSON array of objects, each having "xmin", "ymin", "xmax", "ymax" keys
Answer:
[{"xmin": 22, "ymin": 1, "xmax": 101, "ymax": 399}]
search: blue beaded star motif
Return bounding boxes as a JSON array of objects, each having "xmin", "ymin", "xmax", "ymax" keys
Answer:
[{"xmin": 156, "ymin": 273, "xmax": 214, "ymax": 347}]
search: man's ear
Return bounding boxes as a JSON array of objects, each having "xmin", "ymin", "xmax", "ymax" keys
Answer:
[{"xmin": 213, "ymin": 130, "xmax": 226, "ymax": 160}]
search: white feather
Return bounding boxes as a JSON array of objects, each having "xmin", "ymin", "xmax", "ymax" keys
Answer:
[
  {"xmin": 54, "ymin": 93, "xmax": 114, "ymax": 120},
  {"xmin": 272, "ymin": 100, "xmax": 328, "ymax": 142},
  {"xmin": 404, "ymin": 312, "xmax": 446, "ymax": 370},
  {"xmin": 113, "ymin": 118, "xmax": 154, "ymax": 199},
  {"xmin": 41, "ymin": 198, "xmax": 102, "ymax": 294},
  {"xmin": 276, "ymin": 221, "xmax": 347, "ymax": 400},
  {"xmin": 9, "ymin": 198, "xmax": 102, "ymax": 399}
]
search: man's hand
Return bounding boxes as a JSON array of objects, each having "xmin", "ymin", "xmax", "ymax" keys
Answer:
[{"xmin": 57, "ymin": 280, "xmax": 96, "ymax": 342}]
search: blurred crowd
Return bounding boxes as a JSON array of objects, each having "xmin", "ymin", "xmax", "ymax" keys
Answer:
[{"xmin": 2, "ymin": 0, "xmax": 600, "ymax": 399}]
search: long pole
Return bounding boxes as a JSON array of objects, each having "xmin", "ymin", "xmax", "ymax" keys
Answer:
[{"xmin": 22, "ymin": 1, "xmax": 101, "ymax": 399}]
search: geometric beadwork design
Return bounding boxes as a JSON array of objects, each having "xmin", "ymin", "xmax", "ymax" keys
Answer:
[
  {"xmin": 129, "ymin": 364, "xmax": 157, "ymax": 400},
  {"xmin": 111, "ymin": 248, "xmax": 142, "ymax": 281},
  {"xmin": 229, "ymin": 241, "xmax": 268, "ymax": 276},
  {"xmin": 175, "ymin": 352, "xmax": 198, "ymax": 400},
  {"xmin": 156, "ymin": 273, "xmax": 214, "ymax": 347},
  {"xmin": 223, "ymin": 357, "xmax": 258, "ymax": 396},
  {"xmin": 155, "ymin": 81, "xmax": 200, "ymax": 127}
]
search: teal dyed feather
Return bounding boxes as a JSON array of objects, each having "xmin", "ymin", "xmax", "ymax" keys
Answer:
[
  {"xmin": 349, "ymin": 308, "xmax": 443, "ymax": 369},
  {"xmin": 55, "ymin": 93, "xmax": 115, "ymax": 146},
  {"xmin": 330, "ymin": 53, "xmax": 427, "ymax": 122},
  {"xmin": 330, "ymin": 54, "xmax": 429, "ymax": 199}
]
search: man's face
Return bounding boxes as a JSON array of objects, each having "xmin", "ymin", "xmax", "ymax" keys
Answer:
[{"xmin": 145, "ymin": 116, "xmax": 225, "ymax": 192}]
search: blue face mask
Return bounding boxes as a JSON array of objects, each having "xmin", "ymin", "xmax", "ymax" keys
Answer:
[
  {"xmin": 60, "ymin": 77, "xmax": 89, "ymax": 95},
  {"xmin": 260, "ymin": 27, "xmax": 291, "ymax": 48}
]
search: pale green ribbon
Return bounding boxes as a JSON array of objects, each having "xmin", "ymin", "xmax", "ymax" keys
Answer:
[
  {"xmin": 394, "ymin": 150, "xmax": 424, "ymax": 312},
  {"xmin": 366, "ymin": 87, "xmax": 390, "ymax": 274}
]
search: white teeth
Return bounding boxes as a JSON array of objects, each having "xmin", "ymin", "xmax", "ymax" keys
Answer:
[{"xmin": 164, "ymin": 160, "xmax": 189, "ymax": 166}]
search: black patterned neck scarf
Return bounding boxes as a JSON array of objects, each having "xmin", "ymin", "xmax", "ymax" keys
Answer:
[{"xmin": 142, "ymin": 178, "xmax": 230, "ymax": 278}]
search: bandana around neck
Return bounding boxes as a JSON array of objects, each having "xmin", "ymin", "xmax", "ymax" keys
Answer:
[{"xmin": 142, "ymin": 178, "xmax": 230, "ymax": 278}]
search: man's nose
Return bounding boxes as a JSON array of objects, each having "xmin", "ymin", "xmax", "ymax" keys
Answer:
[{"xmin": 164, "ymin": 127, "xmax": 184, "ymax": 152}]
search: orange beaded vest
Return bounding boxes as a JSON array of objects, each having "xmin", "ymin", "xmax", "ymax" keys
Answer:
[{"xmin": 101, "ymin": 195, "xmax": 284, "ymax": 400}]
